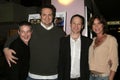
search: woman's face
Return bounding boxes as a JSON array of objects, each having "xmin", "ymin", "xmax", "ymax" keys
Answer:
[{"xmin": 92, "ymin": 18, "xmax": 104, "ymax": 34}]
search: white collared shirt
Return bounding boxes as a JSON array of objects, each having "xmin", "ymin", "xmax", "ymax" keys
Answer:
[
  {"xmin": 70, "ymin": 36, "xmax": 81, "ymax": 78},
  {"xmin": 41, "ymin": 22, "xmax": 54, "ymax": 30}
]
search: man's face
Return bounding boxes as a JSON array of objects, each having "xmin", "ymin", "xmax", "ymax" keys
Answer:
[
  {"xmin": 41, "ymin": 8, "xmax": 53, "ymax": 27},
  {"xmin": 18, "ymin": 25, "xmax": 32, "ymax": 44},
  {"xmin": 70, "ymin": 16, "xmax": 83, "ymax": 34}
]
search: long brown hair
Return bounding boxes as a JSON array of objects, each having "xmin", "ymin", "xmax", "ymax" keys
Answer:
[{"xmin": 89, "ymin": 15, "xmax": 108, "ymax": 36}]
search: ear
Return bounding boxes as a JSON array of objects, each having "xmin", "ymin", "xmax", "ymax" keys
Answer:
[
  {"xmin": 18, "ymin": 30, "xmax": 20, "ymax": 35},
  {"xmin": 70, "ymin": 24, "xmax": 72, "ymax": 28},
  {"xmin": 81, "ymin": 25, "xmax": 84, "ymax": 29}
]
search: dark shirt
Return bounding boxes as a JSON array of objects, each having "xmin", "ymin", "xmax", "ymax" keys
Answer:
[{"xmin": 8, "ymin": 37, "xmax": 30, "ymax": 80}]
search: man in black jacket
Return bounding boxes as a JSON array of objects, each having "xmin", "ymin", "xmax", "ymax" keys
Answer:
[
  {"xmin": 58, "ymin": 14, "xmax": 92, "ymax": 80},
  {"xmin": 8, "ymin": 21, "xmax": 32, "ymax": 80}
]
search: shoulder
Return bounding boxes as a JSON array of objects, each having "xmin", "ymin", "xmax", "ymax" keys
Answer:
[
  {"xmin": 60, "ymin": 35, "xmax": 70, "ymax": 41},
  {"xmin": 53, "ymin": 26, "xmax": 66, "ymax": 35},
  {"xmin": 81, "ymin": 36, "xmax": 93, "ymax": 46},
  {"xmin": 107, "ymin": 34, "xmax": 118, "ymax": 46},
  {"xmin": 81, "ymin": 36, "xmax": 93, "ymax": 42},
  {"xmin": 54, "ymin": 26, "xmax": 64, "ymax": 31},
  {"xmin": 107, "ymin": 34, "xmax": 117, "ymax": 41},
  {"xmin": 31, "ymin": 24, "xmax": 41, "ymax": 29},
  {"xmin": 10, "ymin": 37, "xmax": 20, "ymax": 48},
  {"xmin": 32, "ymin": 24, "xmax": 40, "ymax": 27},
  {"xmin": 61, "ymin": 35, "xmax": 69, "ymax": 39}
]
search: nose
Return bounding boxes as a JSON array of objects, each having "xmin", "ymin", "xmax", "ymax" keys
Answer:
[
  {"xmin": 24, "ymin": 32, "xmax": 29, "ymax": 37},
  {"xmin": 45, "ymin": 15, "xmax": 49, "ymax": 19}
]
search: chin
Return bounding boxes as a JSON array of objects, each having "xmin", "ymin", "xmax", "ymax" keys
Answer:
[{"xmin": 23, "ymin": 39, "xmax": 29, "ymax": 42}]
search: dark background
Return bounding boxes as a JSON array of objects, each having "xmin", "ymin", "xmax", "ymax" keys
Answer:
[
  {"xmin": 20, "ymin": 0, "xmax": 120, "ymax": 21},
  {"xmin": 3, "ymin": 0, "xmax": 120, "ymax": 21},
  {"xmin": 94, "ymin": 0, "xmax": 120, "ymax": 21}
]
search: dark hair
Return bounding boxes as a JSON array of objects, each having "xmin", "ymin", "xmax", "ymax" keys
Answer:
[
  {"xmin": 89, "ymin": 15, "xmax": 108, "ymax": 34},
  {"xmin": 70, "ymin": 14, "xmax": 85, "ymax": 25},
  {"xmin": 39, "ymin": 4, "xmax": 56, "ymax": 21},
  {"xmin": 18, "ymin": 21, "xmax": 32, "ymax": 31}
]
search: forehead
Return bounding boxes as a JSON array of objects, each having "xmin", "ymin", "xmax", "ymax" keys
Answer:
[
  {"xmin": 94, "ymin": 18, "xmax": 101, "ymax": 23},
  {"xmin": 41, "ymin": 8, "xmax": 52, "ymax": 13},
  {"xmin": 19, "ymin": 25, "xmax": 31, "ymax": 29},
  {"xmin": 72, "ymin": 16, "xmax": 82, "ymax": 22}
]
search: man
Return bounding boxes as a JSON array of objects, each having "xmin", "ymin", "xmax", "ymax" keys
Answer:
[
  {"xmin": 4, "ymin": 4, "xmax": 65, "ymax": 80},
  {"xmin": 8, "ymin": 21, "xmax": 32, "ymax": 80},
  {"xmin": 58, "ymin": 14, "xmax": 92, "ymax": 80}
]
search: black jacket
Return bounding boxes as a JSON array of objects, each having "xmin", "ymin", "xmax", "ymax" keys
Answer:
[
  {"xmin": 8, "ymin": 37, "xmax": 30, "ymax": 80},
  {"xmin": 58, "ymin": 35, "xmax": 92, "ymax": 80}
]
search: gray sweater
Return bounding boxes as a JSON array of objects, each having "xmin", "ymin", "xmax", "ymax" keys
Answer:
[{"xmin": 29, "ymin": 24, "xmax": 65, "ymax": 75}]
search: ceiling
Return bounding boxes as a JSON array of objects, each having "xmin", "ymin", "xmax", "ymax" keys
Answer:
[{"xmin": 94, "ymin": 0, "xmax": 120, "ymax": 21}]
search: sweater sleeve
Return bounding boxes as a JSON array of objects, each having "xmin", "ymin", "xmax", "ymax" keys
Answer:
[
  {"xmin": 4, "ymin": 34, "xmax": 18, "ymax": 48},
  {"xmin": 109, "ymin": 36, "xmax": 119, "ymax": 72}
]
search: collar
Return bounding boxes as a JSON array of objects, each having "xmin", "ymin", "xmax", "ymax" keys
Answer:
[
  {"xmin": 70, "ymin": 35, "xmax": 81, "ymax": 42},
  {"xmin": 41, "ymin": 22, "xmax": 54, "ymax": 30}
]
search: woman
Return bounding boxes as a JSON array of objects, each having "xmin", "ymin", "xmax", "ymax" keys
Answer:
[{"xmin": 88, "ymin": 15, "xmax": 118, "ymax": 80}]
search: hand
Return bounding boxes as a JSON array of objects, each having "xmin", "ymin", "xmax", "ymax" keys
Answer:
[
  {"xmin": 3, "ymin": 48, "xmax": 18, "ymax": 67},
  {"xmin": 109, "ymin": 77, "xmax": 113, "ymax": 80},
  {"xmin": 109, "ymin": 70, "xmax": 115, "ymax": 80}
]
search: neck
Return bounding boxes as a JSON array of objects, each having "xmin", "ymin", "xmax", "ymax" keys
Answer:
[
  {"xmin": 71, "ymin": 33, "xmax": 80, "ymax": 40},
  {"xmin": 24, "ymin": 41, "xmax": 28, "ymax": 45},
  {"xmin": 41, "ymin": 22, "xmax": 52, "ymax": 27},
  {"xmin": 97, "ymin": 33, "xmax": 105, "ymax": 39}
]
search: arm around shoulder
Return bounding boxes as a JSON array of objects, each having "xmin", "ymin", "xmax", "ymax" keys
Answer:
[{"xmin": 3, "ymin": 35, "xmax": 18, "ymax": 67}]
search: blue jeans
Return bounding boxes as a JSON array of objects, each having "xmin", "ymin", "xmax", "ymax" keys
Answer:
[
  {"xmin": 89, "ymin": 74, "xmax": 108, "ymax": 80},
  {"xmin": 27, "ymin": 76, "xmax": 57, "ymax": 80}
]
